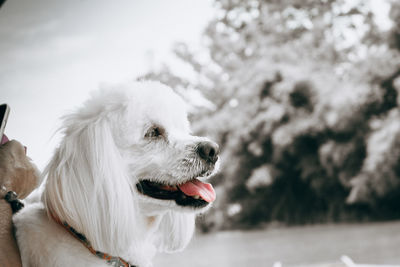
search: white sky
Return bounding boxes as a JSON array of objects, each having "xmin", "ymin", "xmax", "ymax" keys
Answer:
[{"xmin": 0, "ymin": 0, "xmax": 213, "ymax": 169}]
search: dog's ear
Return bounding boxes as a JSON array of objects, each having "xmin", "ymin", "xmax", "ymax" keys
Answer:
[
  {"xmin": 155, "ymin": 211, "xmax": 195, "ymax": 253},
  {"xmin": 43, "ymin": 115, "xmax": 142, "ymax": 254}
]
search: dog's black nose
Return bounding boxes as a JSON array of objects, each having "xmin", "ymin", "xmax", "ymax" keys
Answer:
[{"xmin": 197, "ymin": 141, "xmax": 219, "ymax": 164}]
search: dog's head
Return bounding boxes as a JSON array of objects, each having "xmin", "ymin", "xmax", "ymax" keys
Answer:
[
  {"xmin": 101, "ymin": 81, "xmax": 220, "ymax": 213},
  {"xmin": 43, "ymin": 81, "xmax": 219, "ymax": 257}
]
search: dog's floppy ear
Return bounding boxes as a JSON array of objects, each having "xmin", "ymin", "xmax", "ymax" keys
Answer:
[
  {"xmin": 43, "ymin": 114, "xmax": 142, "ymax": 255},
  {"xmin": 155, "ymin": 211, "xmax": 195, "ymax": 253}
]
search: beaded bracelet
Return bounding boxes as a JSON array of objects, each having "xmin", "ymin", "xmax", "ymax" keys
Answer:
[{"xmin": 1, "ymin": 186, "xmax": 24, "ymax": 213}]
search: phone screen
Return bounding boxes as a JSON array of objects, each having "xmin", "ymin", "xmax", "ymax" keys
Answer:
[{"xmin": 0, "ymin": 104, "xmax": 10, "ymax": 142}]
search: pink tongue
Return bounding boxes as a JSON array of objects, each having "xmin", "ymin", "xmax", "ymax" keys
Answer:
[{"xmin": 178, "ymin": 179, "xmax": 216, "ymax": 203}]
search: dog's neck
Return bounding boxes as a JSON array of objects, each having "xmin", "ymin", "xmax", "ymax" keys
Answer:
[
  {"xmin": 49, "ymin": 211, "xmax": 161, "ymax": 267},
  {"xmin": 50, "ymin": 211, "xmax": 142, "ymax": 267}
]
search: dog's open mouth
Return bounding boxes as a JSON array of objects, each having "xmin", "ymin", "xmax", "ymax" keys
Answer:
[{"xmin": 136, "ymin": 179, "xmax": 216, "ymax": 208}]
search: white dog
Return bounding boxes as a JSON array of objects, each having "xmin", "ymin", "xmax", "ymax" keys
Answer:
[{"xmin": 13, "ymin": 81, "xmax": 219, "ymax": 267}]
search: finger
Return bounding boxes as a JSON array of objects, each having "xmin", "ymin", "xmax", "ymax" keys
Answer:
[{"xmin": 1, "ymin": 140, "xmax": 25, "ymax": 156}]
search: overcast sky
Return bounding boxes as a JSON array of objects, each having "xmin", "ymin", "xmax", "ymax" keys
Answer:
[
  {"xmin": 0, "ymin": 0, "xmax": 393, "ymax": 171},
  {"xmin": 0, "ymin": 0, "xmax": 213, "ymax": 169}
]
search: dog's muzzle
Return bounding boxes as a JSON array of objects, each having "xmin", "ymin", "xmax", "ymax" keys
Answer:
[{"xmin": 137, "ymin": 140, "xmax": 219, "ymax": 208}]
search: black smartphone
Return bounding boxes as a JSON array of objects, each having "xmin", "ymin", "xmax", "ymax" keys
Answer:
[
  {"xmin": 0, "ymin": 103, "xmax": 10, "ymax": 141},
  {"xmin": 0, "ymin": 0, "xmax": 7, "ymax": 9}
]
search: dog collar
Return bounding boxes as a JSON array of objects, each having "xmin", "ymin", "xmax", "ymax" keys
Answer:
[{"xmin": 50, "ymin": 212, "xmax": 136, "ymax": 267}]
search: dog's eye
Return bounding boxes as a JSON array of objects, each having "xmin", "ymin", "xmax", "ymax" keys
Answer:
[{"xmin": 145, "ymin": 126, "xmax": 164, "ymax": 138}]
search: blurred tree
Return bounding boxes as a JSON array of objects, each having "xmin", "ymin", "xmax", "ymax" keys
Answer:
[{"xmin": 141, "ymin": 0, "xmax": 400, "ymax": 230}]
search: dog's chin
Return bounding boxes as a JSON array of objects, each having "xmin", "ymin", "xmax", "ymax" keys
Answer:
[{"xmin": 135, "ymin": 177, "xmax": 215, "ymax": 214}]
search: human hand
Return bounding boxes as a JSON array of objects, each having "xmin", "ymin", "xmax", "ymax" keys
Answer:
[{"xmin": 0, "ymin": 139, "xmax": 40, "ymax": 199}]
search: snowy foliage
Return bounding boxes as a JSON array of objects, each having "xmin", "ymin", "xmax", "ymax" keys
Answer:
[{"xmin": 142, "ymin": 0, "xmax": 400, "ymax": 230}]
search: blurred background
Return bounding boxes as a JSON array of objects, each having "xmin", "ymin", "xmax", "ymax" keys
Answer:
[{"xmin": 2, "ymin": 0, "xmax": 400, "ymax": 266}]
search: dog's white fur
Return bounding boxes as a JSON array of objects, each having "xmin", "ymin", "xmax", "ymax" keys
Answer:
[{"xmin": 13, "ymin": 81, "xmax": 218, "ymax": 267}]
